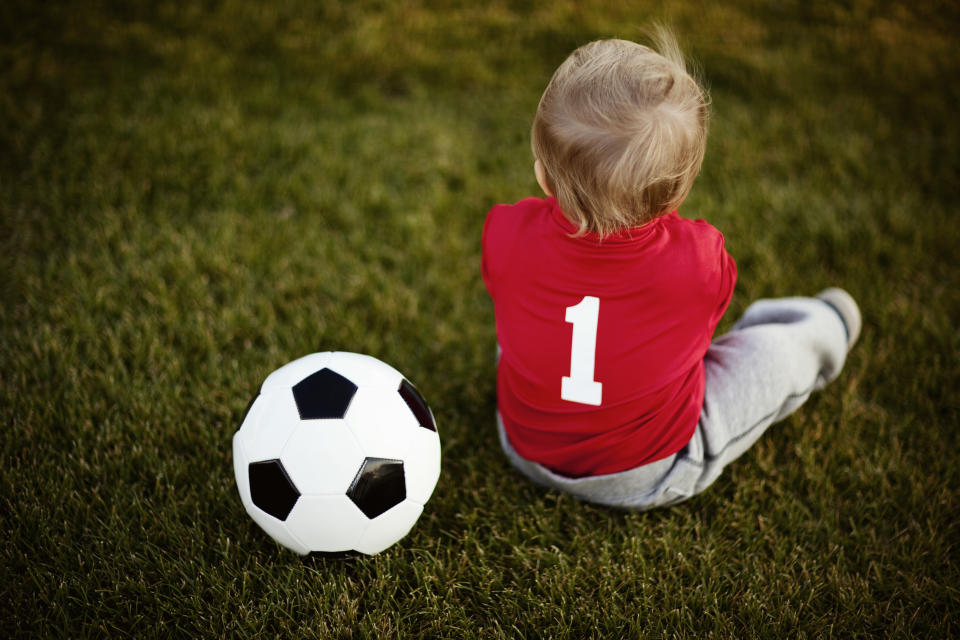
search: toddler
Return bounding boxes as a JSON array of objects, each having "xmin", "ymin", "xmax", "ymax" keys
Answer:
[{"xmin": 481, "ymin": 34, "xmax": 861, "ymax": 509}]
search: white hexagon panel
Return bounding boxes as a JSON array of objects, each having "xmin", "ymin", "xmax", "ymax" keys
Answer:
[{"xmin": 233, "ymin": 352, "xmax": 441, "ymax": 556}]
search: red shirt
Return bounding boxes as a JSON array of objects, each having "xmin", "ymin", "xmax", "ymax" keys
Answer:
[{"xmin": 482, "ymin": 197, "xmax": 736, "ymax": 477}]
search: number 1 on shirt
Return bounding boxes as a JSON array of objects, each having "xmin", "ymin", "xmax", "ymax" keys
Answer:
[{"xmin": 561, "ymin": 296, "xmax": 603, "ymax": 406}]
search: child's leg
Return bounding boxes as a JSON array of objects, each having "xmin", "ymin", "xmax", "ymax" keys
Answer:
[{"xmin": 673, "ymin": 290, "xmax": 859, "ymax": 496}]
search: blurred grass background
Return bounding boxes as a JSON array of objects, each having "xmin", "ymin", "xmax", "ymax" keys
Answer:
[{"xmin": 2, "ymin": 0, "xmax": 958, "ymax": 637}]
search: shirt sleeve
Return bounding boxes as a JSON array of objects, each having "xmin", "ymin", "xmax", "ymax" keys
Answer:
[
  {"xmin": 482, "ymin": 202, "xmax": 520, "ymax": 299},
  {"xmin": 710, "ymin": 232, "xmax": 737, "ymax": 326},
  {"xmin": 481, "ymin": 206, "xmax": 498, "ymax": 297}
]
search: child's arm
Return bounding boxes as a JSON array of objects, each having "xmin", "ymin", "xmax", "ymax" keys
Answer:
[{"xmin": 709, "ymin": 234, "xmax": 738, "ymax": 328}]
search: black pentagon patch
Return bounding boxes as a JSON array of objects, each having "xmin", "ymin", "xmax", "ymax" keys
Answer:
[
  {"xmin": 398, "ymin": 379, "xmax": 436, "ymax": 432},
  {"xmin": 292, "ymin": 368, "xmax": 358, "ymax": 420},
  {"xmin": 347, "ymin": 457, "xmax": 406, "ymax": 519},
  {"xmin": 249, "ymin": 459, "xmax": 300, "ymax": 521}
]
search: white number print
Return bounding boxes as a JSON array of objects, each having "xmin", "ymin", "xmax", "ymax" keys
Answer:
[{"xmin": 561, "ymin": 296, "xmax": 603, "ymax": 406}]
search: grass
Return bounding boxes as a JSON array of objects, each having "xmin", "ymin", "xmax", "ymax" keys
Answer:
[{"xmin": 2, "ymin": 0, "xmax": 958, "ymax": 637}]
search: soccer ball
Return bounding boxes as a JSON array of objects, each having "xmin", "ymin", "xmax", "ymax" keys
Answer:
[{"xmin": 232, "ymin": 352, "xmax": 441, "ymax": 555}]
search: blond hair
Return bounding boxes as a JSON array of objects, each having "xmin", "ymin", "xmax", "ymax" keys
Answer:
[{"xmin": 531, "ymin": 31, "xmax": 709, "ymax": 236}]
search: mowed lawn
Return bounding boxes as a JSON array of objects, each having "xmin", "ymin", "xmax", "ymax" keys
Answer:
[{"xmin": 2, "ymin": 1, "xmax": 958, "ymax": 637}]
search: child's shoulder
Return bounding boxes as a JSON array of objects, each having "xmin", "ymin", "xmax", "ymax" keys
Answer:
[
  {"xmin": 483, "ymin": 197, "xmax": 553, "ymax": 290},
  {"xmin": 486, "ymin": 196, "xmax": 551, "ymax": 221},
  {"xmin": 484, "ymin": 196, "xmax": 552, "ymax": 240},
  {"xmin": 662, "ymin": 210, "xmax": 720, "ymax": 231},
  {"xmin": 662, "ymin": 211, "xmax": 727, "ymax": 247},
  {"xmin": 661, "ymin": 212, "xmax": 732, "ymax": 287}
]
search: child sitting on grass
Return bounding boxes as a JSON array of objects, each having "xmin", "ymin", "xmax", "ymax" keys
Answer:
[{"xmin": 481, "ymin": 32, "xmax": 861, "ymax": 509}]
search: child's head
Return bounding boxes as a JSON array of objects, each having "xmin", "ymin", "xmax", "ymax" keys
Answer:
[{"xmin": 531, "ymin": 31, "xmax": 709, "ymax": 236}]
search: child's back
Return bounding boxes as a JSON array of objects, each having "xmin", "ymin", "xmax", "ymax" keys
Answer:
[{"xmin": 483, "ymin": 199, "xmax": 734, "ymax": 477}]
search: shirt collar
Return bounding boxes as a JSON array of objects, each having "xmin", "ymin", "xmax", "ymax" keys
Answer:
[{"xmin": 547, "ymin": 197, "xmax": 668, "ymax": 244}]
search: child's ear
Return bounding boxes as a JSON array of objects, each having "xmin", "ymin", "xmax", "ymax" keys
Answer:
[{"xmin": 534, "ymin": 159, "xmax": 554, "ymax": 197}]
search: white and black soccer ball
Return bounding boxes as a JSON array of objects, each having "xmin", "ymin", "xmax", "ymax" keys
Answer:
[{"xmin": 233, "ymin": 352, "xmax": 441, "ymax": 555}]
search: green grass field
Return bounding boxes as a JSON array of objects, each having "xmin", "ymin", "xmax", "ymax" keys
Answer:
[{"xmin": 3, "ymin": 1, "xmax": 958, "ymax": 637}]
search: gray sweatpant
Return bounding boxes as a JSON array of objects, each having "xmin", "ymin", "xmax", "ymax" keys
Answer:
[{"xmin": 498, "ymin": 296, "xmax": 851, "ymax": 510}]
